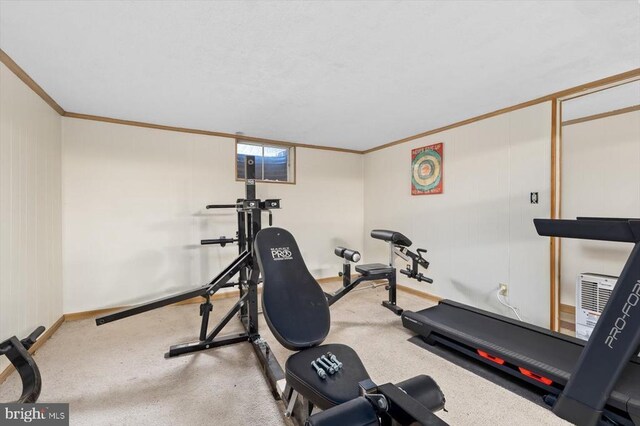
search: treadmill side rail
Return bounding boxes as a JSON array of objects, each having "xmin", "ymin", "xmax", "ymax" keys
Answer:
[{"xmin": 554, "ymin": 242, "xmax": 640, "ymax": 426}]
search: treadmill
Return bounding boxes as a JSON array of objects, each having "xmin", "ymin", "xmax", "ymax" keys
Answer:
[{"xmin": 402, "ymin": 218, "xmax": 640, "ymax": 426}]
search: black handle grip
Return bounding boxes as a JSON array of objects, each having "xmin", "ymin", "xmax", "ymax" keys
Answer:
[
  {"xmin": 400, "ymin": 269, "xmax": 433, "ymax": 284},
  {"xmin": 205, "ymin": 204, "xmax": 237, "ymax": 209},
  {"xmin": 21, "ymin": 326, "xmax": 45, "ymax": 350},
  {"xmin": 418, "ymin": 274, "xmax": 434, "ymax": 284},
  {"xmin": 534, "ymin": 218, "xmax": 639, "ymax": 243},
  {"xmin": 201, "ymin": 237, "xmax": 237, "ymax": 247}
]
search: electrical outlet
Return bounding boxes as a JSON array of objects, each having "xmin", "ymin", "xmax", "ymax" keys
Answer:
[{"xmin": 499, "ymin": 283, "xmax": 508, "ymax": 296}]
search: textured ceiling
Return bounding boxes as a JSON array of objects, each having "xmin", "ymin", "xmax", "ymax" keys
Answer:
[{"xmin": 1, "ymin": 1, "xmax": 638, "ymax": 150}]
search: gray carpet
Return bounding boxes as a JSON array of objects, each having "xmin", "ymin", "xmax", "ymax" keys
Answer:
[{"xmin": 0, "ymin": 284, "xmax": 568, "ymax": 425}]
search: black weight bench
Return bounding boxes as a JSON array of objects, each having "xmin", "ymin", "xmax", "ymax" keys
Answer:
[
  {"xmin": 327, "ymin": 229, "xmax": 433, "ymax": 315},
  {"xmin": 254, "ymin": 227, "xmax": 447, "ymax": 425},
  {"xmin": 355, "ymin": 263, "xmax": 394, "ymax": 276}
]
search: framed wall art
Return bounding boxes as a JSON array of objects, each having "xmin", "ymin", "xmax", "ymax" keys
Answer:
[{"xmin": 411, "ymin": 143, "xmax": 443, "ymax": 195}]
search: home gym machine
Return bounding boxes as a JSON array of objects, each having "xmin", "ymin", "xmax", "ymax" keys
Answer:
[
  {"xmin": 254, "ymin": 226, "xmax": 449, "ymax": 425},
  {"xmin": 95, "ymin": 156, "xmax": 285, "ymax": 397},
  {"xmin": 402, "ymin": 217, "xmax": 640, "ymax": 426},
  {"xmin": 327, "ymin": 230, "xmax": 433, "ymax": 315},
  {"xmin": 0, "ymin": 326, "xmax": 46, "ymax": 403},
  {"xmin": 94, "ymin": 157, "xmax": 449, "ymax": 425}
]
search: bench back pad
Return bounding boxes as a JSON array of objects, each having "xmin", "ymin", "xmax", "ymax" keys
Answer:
[{"xmin": 254, "ymin": 227, "xmax": 330, "ymax": 350}]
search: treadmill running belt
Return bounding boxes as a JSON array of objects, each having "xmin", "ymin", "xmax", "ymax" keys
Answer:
[{"xmin": 402, "ymin": 300, "xmax": 640, "ymax": 424}]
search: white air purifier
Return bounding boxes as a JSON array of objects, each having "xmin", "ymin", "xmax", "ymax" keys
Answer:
[{"xmin": 576, "ymin": 273, "xmax": 617, "ymax": 341}]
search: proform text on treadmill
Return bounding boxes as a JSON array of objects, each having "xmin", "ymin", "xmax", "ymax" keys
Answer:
[{"xmin": 606, "ymin": 280, "xmax": 640, "ymax": 349}]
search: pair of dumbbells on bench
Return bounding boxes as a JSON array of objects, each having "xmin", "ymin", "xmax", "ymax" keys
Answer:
[{"xmin": 310, "ymin": 352, "xmax": 343, "ymax": 379}]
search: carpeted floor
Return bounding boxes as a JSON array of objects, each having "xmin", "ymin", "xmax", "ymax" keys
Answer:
[{"xmin": 0, "ymin": 284, "xmax": 568, "ymax": 425}]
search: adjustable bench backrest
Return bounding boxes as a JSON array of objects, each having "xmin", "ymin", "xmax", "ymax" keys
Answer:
[{"xmin": 254, "ymin": 227, "xmax": 331, "ymax": 351}]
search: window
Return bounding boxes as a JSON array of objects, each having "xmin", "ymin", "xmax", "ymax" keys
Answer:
[{"xmin": 236, "ymin": 141, "xmax": 295, "ymax": 184}]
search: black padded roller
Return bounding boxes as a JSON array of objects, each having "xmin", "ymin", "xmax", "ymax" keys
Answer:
[
  {"xmin": 305, "ymin": 397, "xmax": 379, "ymax": 426},
  {"xmin": 396, "ymin": 374, "xmax": 446, "ymax": 412},
  {"xmin": 334, "ymin": 246, "xmax": 361, "ymax": 262},
  {"xmin": 370, "ymin": 229, "xmax": 412, "ymax": 247}
]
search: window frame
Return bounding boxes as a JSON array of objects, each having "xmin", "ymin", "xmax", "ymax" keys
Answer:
[{"xmin": 235, "ymin": 139, "xmax": 296, "ymax": 185}]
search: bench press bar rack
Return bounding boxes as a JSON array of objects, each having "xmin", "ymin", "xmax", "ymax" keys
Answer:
[{"xmin": 95, "ymin": 156, "xmax": 286, "ymax": 398}]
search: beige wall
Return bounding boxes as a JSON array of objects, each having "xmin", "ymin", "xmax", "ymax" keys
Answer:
[
  {"xmin": 61, "ymin": 117, "xmax": 364, "ymax": 313},
  {"xmin": 0, "ymin": 55, "xmax": 567, "ymax": 346},
  {"xmin": 1, "ymin": 46, "xmax": 634, "ymax": 371},
  {"xmin": 363, "ymin": 102, "xmax": 552, "ymax": 327},
  {"xmin": 0, "ymin": 62, "xmax": 62, "ymax": 371},
  {"xmin": 560, "ymin": 110, "xmax": 640, "ymax": 307}
]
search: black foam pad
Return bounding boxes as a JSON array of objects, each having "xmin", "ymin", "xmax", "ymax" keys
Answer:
[
  {"xmin": 370, "ymin": 229, "xmax": 412, "ymax": 247},
  {"xmin": 396, "ymin": 374, "xmax": 446, "ymax": 412},
  {"xmin": 254, "ymin": 227, "xmax": 331, "ymax": 350},
  {"xmin": 286, "ymin": 344, "xmax": 370, "ymax": 410},
  {"xmin": 305, "ymin": 396, "xmax": 379, "ymax": 426}
]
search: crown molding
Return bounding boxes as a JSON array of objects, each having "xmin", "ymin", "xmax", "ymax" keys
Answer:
[
  {"xmin": 0, "ymin": 48, "xmax": 65, "ymax": 115},
  {"xmin": 2, "ymin": 48, "xmax": 638, "ymax": 155}
]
